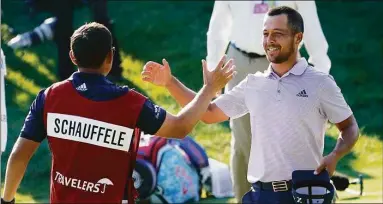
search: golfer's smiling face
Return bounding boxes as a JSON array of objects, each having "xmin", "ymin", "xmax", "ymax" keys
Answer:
[{"xmin": 262, "ymin": 14, "xmax": 299, "ymax": 64}]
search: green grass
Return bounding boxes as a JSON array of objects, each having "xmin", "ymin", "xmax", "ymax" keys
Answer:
[{"xmin": 1, "ymin": 1, "xmax": 383, "ymax": 203}]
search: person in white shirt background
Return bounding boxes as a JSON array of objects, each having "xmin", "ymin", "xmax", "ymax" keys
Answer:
[
  {"xmin": 1, "ymin": 49, "xmax": 8, "ymax": 154},
  {"xmin": 206, "ymin": 1, "xmax": 331, "ymax": 200}
]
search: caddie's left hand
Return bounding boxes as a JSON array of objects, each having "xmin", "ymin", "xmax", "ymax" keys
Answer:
[{"xmin": 314, "ymin": 152, "xmax": 339, "ymax": 176}]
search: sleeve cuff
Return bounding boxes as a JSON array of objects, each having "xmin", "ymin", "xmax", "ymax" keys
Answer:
[
  {"xmin": 329, "ymin": 110, "xmax": 353, "ymax": 124},
  {"xmin": 19, "ymin": 131, "xmax": 45, "ymax": 143},
  {"xmin": 214, "ymin": 98, "xmax": 247, "ymax": 120},
  {"xmin": 1, "ymin": 198, "xmax": 15, "ymax": 204}
]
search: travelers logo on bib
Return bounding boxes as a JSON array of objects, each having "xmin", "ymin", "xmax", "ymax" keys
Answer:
[{"xmin": 54, "ymin": 171, "xmax": 114, "ymax": 194}]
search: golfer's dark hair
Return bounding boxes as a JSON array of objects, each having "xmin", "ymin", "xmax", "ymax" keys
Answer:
[
  {"xmin": 70, "ymin": 22, "xmax": 112, "ymax": 69},
  {"xmin": 267, "ymin": 6, "xmax": 304, "ymax": 34}
]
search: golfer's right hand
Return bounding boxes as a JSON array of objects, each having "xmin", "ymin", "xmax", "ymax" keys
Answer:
[
  {"xmin": 202, "ymin": 55, "xmax": 236, "ymax": 94},
  {"xmin": 142, "ymin": 59, "xmax": 172, "ymax": 87}
]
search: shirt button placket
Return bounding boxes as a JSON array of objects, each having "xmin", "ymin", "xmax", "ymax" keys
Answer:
[{"xmin": 276, "ymin": 79, "xmax": 282, "ymax": 101}]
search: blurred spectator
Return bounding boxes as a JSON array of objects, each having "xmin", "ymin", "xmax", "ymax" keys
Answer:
[
  {"xmin": 1, "ymin": 49, "xmax": 8, "ymax": 153},
  {"xmin": 8, "ymin": 17, "xmax": 57, "ymax": 49},
  {"xmin": 7, "ymin": 0, "xmax": 123, "ymax": 82}
]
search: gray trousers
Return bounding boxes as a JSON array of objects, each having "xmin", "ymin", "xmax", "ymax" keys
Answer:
[{"xmin": 225, "ymin": 45, "xmax": 269, "ymax": 202}]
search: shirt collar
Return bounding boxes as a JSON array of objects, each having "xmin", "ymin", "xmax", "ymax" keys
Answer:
[
  {"xmin": 69, "ymin": 71, "xmax": 112, "ymax": 85},
  {"xmin": 265, "ymin": 58, "xmax": 309, "ymax": 78}
]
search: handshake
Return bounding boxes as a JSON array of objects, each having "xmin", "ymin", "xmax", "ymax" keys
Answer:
[{"xmin": 141, "ymin": 55, "xmax": 236, "ymax": 96}]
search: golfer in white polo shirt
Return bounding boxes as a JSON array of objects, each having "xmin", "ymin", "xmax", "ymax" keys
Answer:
[
  {"xmin": 206, "ymin": 1, "xmax": 331, "ymax": 200},
  {"xmin": 141, "ymin": 6, "xmax": 359, "ymax": 203}
]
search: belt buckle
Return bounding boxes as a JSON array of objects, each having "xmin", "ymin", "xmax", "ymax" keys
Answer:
[{"xmin": 272, "ymin": 180, "xmax": 288, "ymax": 192}]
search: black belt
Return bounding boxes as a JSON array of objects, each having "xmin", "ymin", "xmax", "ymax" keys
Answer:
[
  {"xmin": 252, "ymin": 180, "xmax": 292, "ymax": 192},
  {"xmin": 230, "ymin": 43, "xmax": 265, "ymax": 59}
]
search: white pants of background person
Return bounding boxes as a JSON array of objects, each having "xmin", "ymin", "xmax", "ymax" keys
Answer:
[
  {"xmin": 1, "ymin": 49, "xmax": 8, "ymax": 153},
  {"xmin": 225, "ymin": 44, "xmax": 269, "ymax": 201}
]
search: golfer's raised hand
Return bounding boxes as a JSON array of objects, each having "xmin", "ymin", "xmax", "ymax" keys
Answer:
[
  {"xmin": 202, "ymin": 55, "xmax": 236, "ymax": 94},
  {"xmin": 141, "ymin": 59, "xmax": 172, "ymax": 87}
]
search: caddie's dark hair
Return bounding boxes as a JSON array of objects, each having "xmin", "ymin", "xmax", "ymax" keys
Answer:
[
  {"xmin": 267, "ymin": 6, "xmax": 304, "ymax": 34},
  {"xmin": 70, "ymin": 22, "xmax": 112, "ymax": 69}
]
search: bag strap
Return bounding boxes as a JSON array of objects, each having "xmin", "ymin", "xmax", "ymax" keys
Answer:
[
  {"xmin": 179, "ymin": 136, "xmax": 209, "ymax": 169},
  {"xmin": 127, "ymin": 128, "xmax": 142, "ymax": 203},
  {"xmin": 152, "ymin": 193, "xmax": 169, "ymax": 204},
  {"xmin": 151, "ymin": 137, "xmax": 168, "ymax": 170},
  {"xmin": 137, "ymin": 136, "xmax": 168, "ymax": 170}
]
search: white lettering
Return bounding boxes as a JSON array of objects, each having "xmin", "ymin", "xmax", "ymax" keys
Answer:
[
  {"xmin": 296, "ymin": 197, "xmax": 302, "ymax": 203},
  {"xmin": 54, "ymin": 171, "xmax": 61, "ymax": 181},
  {"xmin": 59, "ymin": 174, "xmax": 64, "ymax": 185},
  {"xmin": 77, "ymin": 179, "xmax": 83, "ymax": 189},
  {"xmin": 71, "ymin": 178, "xmax": 78, "ymax": 188},
  {"xmin": 53, "ymin": 171, "xmax": 113, "ymax": 194},
  {"xmin": 82, "ymin": 181, "xmax": 87, "ymax": 191},
  {"xmin": 65, "ymin": 177, "xmax": 71, "ymax": 186},
  {"xmin": 94, "ymin": 183, "xmax": 100, "ymax": 193},
  {"xmin": 86, "ymin": 182, "xmax": 94, "ymax": 192}
]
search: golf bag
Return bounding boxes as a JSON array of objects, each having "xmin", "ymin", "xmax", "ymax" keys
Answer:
[{"xmin": 133, "ymin": 136, "xmax": 210, "ymax": 203}]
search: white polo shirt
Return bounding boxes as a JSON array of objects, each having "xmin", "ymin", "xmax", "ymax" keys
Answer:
[{"xmin": 214, "ymin": 58, "xmax": 353, "ymax": 183}]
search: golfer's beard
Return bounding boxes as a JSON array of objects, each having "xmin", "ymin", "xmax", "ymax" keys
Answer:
[
  {"xmin": 271, "ymin": 52, "xmax": 291, "ymax": 64},
  {"xmin": 268, "ymin": 42, "xmax": 295, "ymax": 64}
]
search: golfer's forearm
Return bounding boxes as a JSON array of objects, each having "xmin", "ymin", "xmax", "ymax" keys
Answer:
[
  {"xmin": 165, "ymin": 76, "xmax": 198, "ymax": 107},
  {"xmin": 2, "ymin": 153, "xmax": 30, "ymax": 201},
  {"xmin": 175, "ymin": 85, "xmax": 216, "ymax": 136},
  {"xmin": 332, "ymin": 124, "xmax": 359, "ymax": 160}
]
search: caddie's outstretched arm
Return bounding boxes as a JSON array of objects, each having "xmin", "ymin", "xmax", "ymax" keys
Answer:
[{"xmin": 142, "ymin": 55, "xmax": 231, "ymax": 125}]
